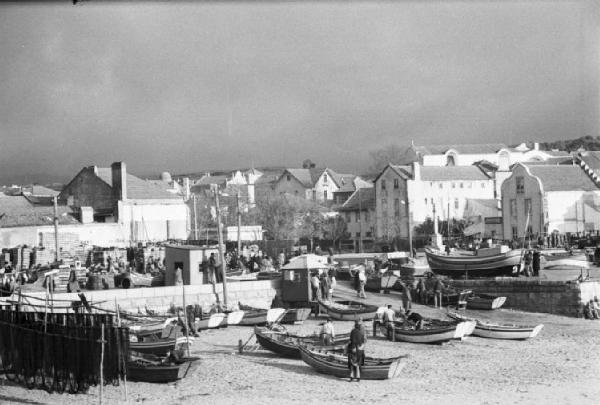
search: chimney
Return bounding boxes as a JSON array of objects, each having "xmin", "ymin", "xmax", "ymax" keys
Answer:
[
  {"xmin": 533, "ymin": 142, "xmax": 539, "ymax": 151},
  {"xmin": 87, "ymin": 165, "xmax": 99, "ymax": 176},
  {"xmin": 111, "ymin": 161, "xmax": 127, "ymax": 201},
  {"xmin": 412, "ymin": 161, "xmax": 420, "ymax": 181},
  {"xmin": 183, "ymin": 177, "xmax": 191, "ymax": 201}
]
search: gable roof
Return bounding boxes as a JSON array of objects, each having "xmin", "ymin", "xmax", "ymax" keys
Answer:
[
  {"xmin": 526, "ymin": 165, "xmax": 599, "ymax": 192},
  {"xmin": 338, "ymin": 187, "xmax": 375, "ymax": 211},
  {"xmin": 416, "ymin": 143, "xmax": 507, "ymax": 155},
  {"xmin": 284, "ymin": 168, "xmax": 324, "ymax": 188},
  {"xmin": 373, "ymin": 164, "xmax": 412, "ymax": 183},
  {"xmin": 95, "ymin": 168, "xmax": 181, "ymax": 200},
  {"xmin": 0, "ymin": 195, "xmax": 79, "ymax": 228},
  {"xmin": 420, "ymin": 166, "xmax": 490, "ymax": 181}
]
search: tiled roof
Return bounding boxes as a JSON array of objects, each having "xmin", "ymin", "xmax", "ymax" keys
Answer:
[
  {"xmin": 285, "ymin": 168, "xmax": 324, "ymax": 188},
  {"xmin": 527, "ymin": 165, "xmax": 599, "ymax": 192},
  {"xmin": 416, "ymin": 143, "xmax": 507, "ymax": 155},
  {"xmin": 22, "ymin": 185, "xmax": 60, "ymax": 197},
  {"xmin": 0, "ymin": 195, "xmax": 79, "ymax": 228},
  {"xmin": 578, "ymin": 151, "xmax": 600, "ymax": 177},
  {"xmin": 420, "ymin": 166, "xmax": 490, "ymax": 181},
  {"xmin": 338, "ymin": 187, "xmax": 375, "ymax": 211},
  {"xmin": 195, "ymin": 175, "xmax": 228, "ymax": 186},
  {"xmin": 96, "ymin": 168, "xmax": 181, "ymax": 200}
]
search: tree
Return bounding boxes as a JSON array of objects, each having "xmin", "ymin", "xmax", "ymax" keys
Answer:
[
  {"xmin": 368, "ymin": 144, "xmax": 414, "ymax": 173},
  {"xmin": 302, "ymin": 159, "xmax": 316, "ymax": 169},
  {"xmin": 413, "ymin": 217, "xmax": 467, "ymax": 238},
  {"xmin": 321, "ymin": 215, "xmax": 349, "ymax": 251}
]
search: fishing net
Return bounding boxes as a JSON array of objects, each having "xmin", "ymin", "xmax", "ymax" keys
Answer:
[{"xmin": 0, "ymin": 308, "xmax": 129, "ymax": 394}]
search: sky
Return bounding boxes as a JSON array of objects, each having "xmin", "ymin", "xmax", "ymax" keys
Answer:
[{"xmin": 0, "ymin": 1, "xmax": 598, "ymax": 185}]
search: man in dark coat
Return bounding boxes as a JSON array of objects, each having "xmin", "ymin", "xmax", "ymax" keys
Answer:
[{"xmin": 348, "ymin": 320, "xmax": 366, "ymax": 382}]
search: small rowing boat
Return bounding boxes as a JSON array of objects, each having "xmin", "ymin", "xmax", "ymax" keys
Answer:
[
  {"xmin": 317, "ymin": 300, "xmax": 380, "ymax": 321},
  {"xmin": 254, "ymin": 326, "xmax": 349, "ymax": 358},
  {"xmin": 380, "ymin": 319, "xmax": 471, "ymax": 344},
  {"xmin": 466, "ymin": 293, "xmax": 507, "ymax": 310},
  {"xmin": 447, "ymin": 312, "xmax": 544, "ymax": 340},
  {"xmin": 298, "ymin": 346, "xmax": 408, "ymax": 380},
  {"xmin": 279, "ymin": 307, "xmax": 312, "ymax": 324},
  {"xmin": 129, "ymin": 336, "xmax": 193, "ymax": 356},
  {"xmin": 127, "ymin": 355, "xmax": 199, "ymax": 383},
  {"xmin": 236, "ymin": 306, "xmax": 286, "ymax": 326}
]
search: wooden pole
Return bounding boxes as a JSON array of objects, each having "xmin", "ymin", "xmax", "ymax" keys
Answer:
[
  {"xmin": 214, "ymin": 187, "xmax": 228, "ymax": 307},
  {"xmin": 237, "ymin": 191, "xmax": 242, "ymax": 257},
  {"xmin": 358, "ymin": 188, "xmax": 363, "ymax": 253},
  {"xmin": 182, "ymin": 284, "xmax": 191, "ymax": 357},
  {"xmin": 44, "ymin": 280, "xmax": 49, "ymax": 333},
  {"xmin": 193, "ymin": 194, "xmax": 199, "ymax": 241},
  {"xmin": 99, "ymin": 324, "xmax": 105, "ymax": 405},
  {"xmin": 115, "ymin": 297, "xmax": 128, "ymax": 403},
  {"xmin": 53, "ymin": 195, "xmax": 60, "ymax": 264}
]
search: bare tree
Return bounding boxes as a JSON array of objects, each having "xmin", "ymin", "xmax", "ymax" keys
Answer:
[
  {"xmin": 368, "ymin": 144, "xmax": 416, "ymax": 173},
  {"xmin": 321, "ymin": 214, "xmax": 348, "ymax": 251}
]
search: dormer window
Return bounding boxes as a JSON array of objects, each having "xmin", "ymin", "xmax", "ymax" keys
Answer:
[
  {"xmin": 286, "ymin": 174, "xmax": 291, "ymax": 181},
  {"xmin": 323, "ymin": 173, "xmax": 328, "ymax": 183}
]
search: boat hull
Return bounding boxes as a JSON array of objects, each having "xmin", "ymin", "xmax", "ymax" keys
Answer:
[
  {"xmin": 425, "ymin": 248, "xmax": 522, "ymax": 278},
  {"xmin": 129, "ymin": 339, "xmax": 176, "ymax": 356},
  {"xmin": 380, "ymin": 320, "xmax": 466, "ymax": 344},
  {"xmin": 194, "ymin": 313, "xmax": 228, "ymax": 331},
  {"xmin": 472, "ymin": 323, "xmax": 544, "ymax": 340},
  {"xmin": 279, "ymin": 308, "xmax": 312, "ymax": 324},
  {"xmin": 318, "ymin": 300, "xmax": 380, "ymax": 321},
  {"xmin": 254, "ymin": 327, "xmax": 349, "ymax": 359},
  {"xmin": 298, "ymin": 347, "xmax": 407, "ymax": 380},
  {"xmin": 467, "ymin": 295, "xmax": 507, "ymax": 310},
  {"xmin": 127, "ymin": 358, "xmax": 197, "ymax": 383}
]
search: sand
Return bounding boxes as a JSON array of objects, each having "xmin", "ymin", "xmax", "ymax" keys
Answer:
[{"xmin": 2, "ymin": 280, "xmax": 600, "ymax": 405}]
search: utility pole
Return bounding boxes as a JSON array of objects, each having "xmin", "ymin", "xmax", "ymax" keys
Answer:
[
  {"xmin": 407, "ymin": 199, "xmax": 413, "ymax": 258},
  {"xmin": 53, "ymin": 196, "xmax": 59, "ymax": 264},
  {"xmin": 357, "ymin": 188, "xmax": 363, "ymax": 253},
  {"xmin": 192, "ymin": 194, "xmax": 198, "ymax": 240},
  {"xmin": 236, "ymin": 190, "xmax": 242, "ymax": 256},
  {"xmin": 213, "ymin": 186, "xmax": 228, "ymax": 306}
]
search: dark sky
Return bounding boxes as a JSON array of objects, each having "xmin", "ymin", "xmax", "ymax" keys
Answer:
[{"xmin": 0, "ymin": 1, "xmax": 598, "ymax": 185}]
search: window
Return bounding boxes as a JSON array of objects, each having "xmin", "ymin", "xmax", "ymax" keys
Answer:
[
  {"xmin": 438, "ymin": 183, "xmax": 443, "ymax": 189},
  {"xmin": 355, "ymin": 211, "xmax": 360, "ymax": 222},
  {"xmin": 381, "ymin": 180, "xmax": 386, "ymax": 190},
  {"xmin": 454, "ymin": 198, "xmax": 459, "ymax": 209},
  {"xmin": 516, "ymin": 177, "xmax": 525, "ymax": 194},
  {"xmin": 345, "ymin": 212, "xmax": 351, "ymax": 222},
  {"xmin": 446, "ymin": 154, "xmax": 456, "ymax": 166},
  {"xmin": 286, "ymin": 174, "xmax": 291, "ymax": 181},
  {"xmin": 510, "ymin": 199, "xmax": 517, "ymax": 217},
  {"xmin": 460, "ymin": 183, "xmax": 464, "ymax": 188},
  {"xmin": 512, "ymin": 226, "xmax": 518, "ymax": 240},
  {"xmin": 452, "ymin": 183, "xmax": 456, "ymax": 189},
  {"xmin": 394, "ymin": 179, "xmax": 399, "ymax": 189},
  {"xmin": 366, "ymin": 231, "xmax": 372, "ymax": 237},
  {"xmin": 424, "ymin": 198, "xmax": 428, "ymax": 205},
  {"xmin": 323, "ymin": 173, "xmax": 328, "ymax": 183},
  {"xmin": 355, "ymin": 232, "xmax": 361, "ymax": 238},
  {"xmin": 481, "ymin": 182, "xmax": 486, "ymax": 188},
  {"xmin": 312, "ymin": 190, "xmax": 316, "ymax": 200},
  {"xmin": 524, "ymin": 199, "xmax": 532, "ymax": 215},
  {"xmin": 364, "ymin": 211, "xmax": 370, "ymax": 222},
  {"xmin": 324, "ymin": 190, "xmax": 327, "ymax": 200},
  {"xmin": 394, "ymin": 198, "xmax": 400, "ymax": 218}
]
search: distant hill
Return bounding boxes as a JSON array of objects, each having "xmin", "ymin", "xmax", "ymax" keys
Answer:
[{"xmin": 540, "ymin": 136, "xmax": 600, "ymax": 152}]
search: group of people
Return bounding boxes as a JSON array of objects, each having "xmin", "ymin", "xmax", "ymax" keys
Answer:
[
  {"xmin": 584, "ymin": 296, "xmax": 600, "ymax": 319},
  {"xmin": 318, "ymin": 317, "xmax": 368, "ymax": 382},
  {"xmin": 310, "ymin": 269, "xmax": 337, "ymax": 301},
  {"xmin": 380, "ymin": 304, "xmax": 424, "ymax": 330}
]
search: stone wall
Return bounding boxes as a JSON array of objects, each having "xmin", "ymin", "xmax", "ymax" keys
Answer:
[
  {"xmin": 448, "ymin": 279, "xmax": 590, "ymax": 317},
  {"xmin": 10, "ymin": 280, "xmax": 281, "ymax": 314}
]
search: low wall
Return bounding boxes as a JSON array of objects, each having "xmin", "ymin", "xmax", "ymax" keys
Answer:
[
  {"xmin": 448, "ymin": 279, "xmax": 597, "ymax": 317},
  {"xmin": 9, "ymin": 280, "xmax": 281, "ymax": 313}
]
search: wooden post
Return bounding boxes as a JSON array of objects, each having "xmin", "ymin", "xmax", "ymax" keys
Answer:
[
  {"xmin": 44, "ymin": 280, "xmax": 49, "ymax": 333},
  {"xmin": 214, "ymin": 186, "xmax": 228, "ymax": 307},
  {"xmin": 114, "ymin": 297, "xmax": 128, "ymax": 403},
  {"xmin": 182, "ymin": 284, "xmax": 190, "ymax": 357},
  {"xmin": 53, "ymin": 196, "xmax": 60, "ymax": 264},
  {"xmin": 99, "ymin": 324, "xmax": 105, "ymax": 405}
]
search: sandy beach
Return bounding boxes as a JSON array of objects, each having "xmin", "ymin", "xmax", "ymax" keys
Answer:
[{"xmin": 2, "ymin": 280, "xmax": 600, "ymax": 405}]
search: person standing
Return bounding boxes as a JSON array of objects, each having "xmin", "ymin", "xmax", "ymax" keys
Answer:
[
  {"xmin": 320, "ymin": 318, "xmax": 335, "ymax": 345},
  {"xmin": 348, "ymin": 320, "xmax": 366, "ymax": 382},
  {"xmin": 433, "ymin": 277, "xmax": 444, "ymax": 308},
  {"xmin": 208, "ymin": 253, "xmax": 217, "ymax": 284},
  {"xmin": 328, "ymin": 266, "xmax": 337, "ymax": 299},
  {"xmin": 310, "ymin": 272, "xmax": 320, "ymax": 301},
  {"xmin": 524, "ymin": 250, "xmax": 533, "ymax": 277},
  {"xmin": 357, "ymin": 269, "xmax": 367, "ymax": 299},
  {"xmin": 415, "ymin": 278, "xmax": 426, "ymax": 304},
  {"xmin": 382, "ymin": 304, "xmax": 395, "ymax": 326},
  {"xmin": 320, "ymin": 273, "xmax": 330, "ymax": 300}
]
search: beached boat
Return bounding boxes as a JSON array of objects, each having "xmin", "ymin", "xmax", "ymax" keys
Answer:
[
  {"xmin": 236, "ymin": 307, "xmax": 286, "ymax": 326},
  {"xmin": 194, "ymin": 312, "xmax": 228, "ymax": 330},
  {"xmin": 128, "ymin": 317, "xmax": 178, "ymax": 337},
  {"xmin": 254, "ymin": 326, "xmax": 349, "ymax": 358},
  {"xmin": 466, "ymin": 293, "xmax": 507, "ymax": 310},
  {"xmin": 447, "ymin": 312, "xmax": 544, "ymax": 340},
  {"xmin": 226, "ymin": 273, "xmax": 259, "ymax": 282},
  {"xmin": 129, "ymin": 336, "xmax": 193, "ymax": 356},
  {"xmin": 317, "ymin": 300, "xmax": 380, "ymax": 321},
  {"xmin": 127, "ymin": 356, "xmax": 199, "ymax": 383},
  {"xmin": 379, "ymin": 319, "xmax": 469, "ymax": 344},
  {"xmin": 365, "ymin": 271, "xmax": 399, "ymax": 292},
  {"xmin": 425, "ymin": 246, "xmax": 522, "ymax": 278},
  {"xmin": 279, "ymin": 307, "xmax": 312, "ymax": 324},
  {"xmin": 298, "ymin": 346, "xmax": 408, "ymax": 380}
]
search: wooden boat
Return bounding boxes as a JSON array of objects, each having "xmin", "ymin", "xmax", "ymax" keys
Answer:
[
  {"xmin": 236, "ymin": 307, "xmax": 286, "ymax": 326},
  {"xmin": 226, "ymin": 273, "xmax": 259, "ymax": 282},
  {"xmin": 127, "ymin": 356, "xmax": 199, "ymax": 383},
  {"xmin": 365, "ymin": 271, "xmax": 399, "ymax": 292},
  {"xmin": 194, "ymin": 312, "xmax": 228, "ymax": 331},
  {"xmin": 425, "ymin": 246, "xmax": 522, "ymax": 278},
  {"xmin": 447, "ymin": 312, "xmax": 544, "ymax": 340},
  {"xmin": 279, "ymin": 307, "xmax": 312, "ymax": 324},
  {"xmin": 379, "ymin": 319, "xmax": 469, "ymax": 344},
  {"xmin": 129, "ymin": 339, "xmax": 177, "ymax": 356},
  {"xmin": 317, "ymin": 300, "xmax": 380, "ymax": 321},
  {"xmin": 466, "ymin": 293, "xmax": 507, "ymax": 310},
  {"xmin": 128, "ymin": 317, "xmax": 178, "ymax": 337},
  {"xmin": 298, "ymin": 346, "xmax": 408, "ymax": 380},
  {"xmin": 256, "ymin": 270, "xmax": 281, "ymax": 280},
  {"xmin": 254, "ymin": 326, "xmax": 349, "ymax": 358}
]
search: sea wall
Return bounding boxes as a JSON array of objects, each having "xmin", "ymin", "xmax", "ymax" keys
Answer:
[
  {"xmin": 448, "ymin": 279, "xmax": 598, "ymax": 317},
  {"xmin": 9, "ymin": 280, "xmax": 281, "ymax": 313}
]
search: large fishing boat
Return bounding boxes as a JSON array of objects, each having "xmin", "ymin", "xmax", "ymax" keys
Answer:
[{"xmin": 425, "ymin": 246, "xmax": 522, "ymax": 278}]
